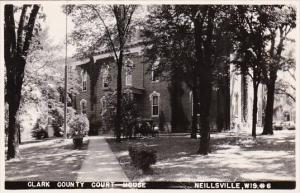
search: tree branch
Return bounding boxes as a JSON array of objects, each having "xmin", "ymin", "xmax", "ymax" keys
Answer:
[
  {"xmin": 23, "ymin": 5, "xmax": 40, "ymax": 57},
  {"xmin": 290, "ymin": 84, "xmax": 295, "ymax": 91},
  {"xmin": 123, "ymin": 5, "xmax": 137, "ymax": 41},
  {"xmin": 17, "ymin": 5, "xmax": 29, "ymax": 53},
  {"xmin": 90, "ymin": 5, "xmax": 119, "ymax": 62},
  {"xmin": 4, "ymin": 4, "xmax": 16, "ymax": 66},
  {"xmin": 287, "ymin": 69, "xmax": 295, "ymax": 81},
  {"xmin": 275, "ymin": 88, "xmax": 295, "ymax": 102}
]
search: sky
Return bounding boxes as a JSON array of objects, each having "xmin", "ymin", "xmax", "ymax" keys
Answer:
[
  {"xmin": 43, "ymin": 4, "xmax": 75, "ymax": 58},
  {"xmin": 41, "ymin": 4, "xmax": 296, "ymax": 59}
]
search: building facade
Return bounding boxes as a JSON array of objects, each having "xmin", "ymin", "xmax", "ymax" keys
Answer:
[
  {"xmin": 230, "ymin": 63, "xmax": 266, "ymax": 132},
  {"xmin": 73, "ymin": 44, "xmax": 196, "ymax": 134},
  {"xmin": 229, "ymin": 63, "xmax": 295, "ymax": 132},
  {"xmin": 74, "ymin": 44, "xmax": 290, "ymax": 135}
]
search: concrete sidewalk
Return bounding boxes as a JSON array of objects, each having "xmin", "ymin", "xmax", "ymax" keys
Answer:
[{"xmin": 76, "ymin": 136, "xmax": 129, "ymax": 182}]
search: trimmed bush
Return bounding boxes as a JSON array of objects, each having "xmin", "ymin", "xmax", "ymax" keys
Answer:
[
  {"xmin": 68, "ymin": 114, "xmax": 89, "ymax": 137},
  {"xmin": 128, "ymin": 143, "xmax": 157, "ymax": 173}
]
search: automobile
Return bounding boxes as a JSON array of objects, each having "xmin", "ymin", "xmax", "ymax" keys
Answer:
[
  {"xmin": 282, "ymin": 121, "xmax": 295, "ymax": 130},
  {"xmin": 273, "ymin": 121, "xmax": 283, "ymax": 130}
]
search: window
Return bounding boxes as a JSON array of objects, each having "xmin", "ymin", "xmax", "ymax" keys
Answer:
[
  {"xmin": 125, "ymin": 71, "xmax": 132, "ymax": 86},
  {"xmin": 151, "ymin": 59, "xmax": 160, "ymax": 82},
  {"xmin": 102, "ymin": 68, "xmax": 109, "ymax": 88},
  {"xmin": 149, "ymin": 91, "xmax": 160, "ymax": 117},
  {"xmin": 190, "ymin": 91, "xmax": 200, "ymax": 116},
  {"xmin": 80, "ymin": 99, "xmax": 87, "ymax": 114},
  {"xmin": 82, "ymin": 71, "xmax": 87, "ymax": 91},
  {"xmin": 125, "ymin": 59, "xmax": 133, "ymax": 86},
  {"xmin": 234, "ymin": 93, "xmax": 239, "ymax": 116},
  {"xmin": 190, "ymin": 91, "xmax": 193, "ymax": 116},
  {"xmin": 100, "ymin": 97, "xmax": 107, "ymax": 115},
  {"xmin": 152, "ymin": 96, "xmax": 159, "ymax": 116},
  {"xmin": 68, "ymin": 65, "xmax": 73, "ymax": 74},
  {"xmin": 59, "ymin": 94, "xmax": 64, "ymax": 103}
]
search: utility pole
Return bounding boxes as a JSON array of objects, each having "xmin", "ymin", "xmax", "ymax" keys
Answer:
[{"xmin": 64, "ymin": 5, "xmax": 68, "ymax": 139}]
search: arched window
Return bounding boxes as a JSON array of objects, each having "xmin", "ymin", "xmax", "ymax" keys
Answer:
[
  {"xmin": 82, "ymin": 71, "xmax": 87, "ymax": 91},
  {"xmin": 149, "ymin": 91, "xmax": 160, "ymax": 117},
  {"xmin": 80, "ymin": 99, "xmax": 87, "ymax": 114}
]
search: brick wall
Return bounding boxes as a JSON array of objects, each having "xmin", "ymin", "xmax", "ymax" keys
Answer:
[{"xmin": 74, "ymin": 48, "xmax": 219, "ymax": 133}]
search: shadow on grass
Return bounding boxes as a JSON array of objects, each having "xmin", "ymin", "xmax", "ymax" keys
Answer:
[
  {"xmin": 106, "ymin": 131, "xmax": 295, "ymax": 181},
  {"xmin": 5, "ymin": 139, "xmax": 89, "ymax": 181}
]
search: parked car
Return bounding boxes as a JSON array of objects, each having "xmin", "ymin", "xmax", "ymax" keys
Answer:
[
  {"xmin": 282, "ymin": 121, "xmax": 295, "ymax": 130},
  {"xmin": 273, "ymin": 121, "xmax": 283, "ymax": 130}
]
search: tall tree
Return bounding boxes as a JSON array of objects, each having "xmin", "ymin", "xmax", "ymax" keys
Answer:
[
  {"xmin": 68, "ymin": 5, "xmax": 138, "ymax": 142},
  {"xmin": 229, "ymin": 5, "xmax": 266, "ymax": 138},
  {"xmin": 143, "ymin": 5, "xmax": 231, "ymax": 154},
  {"xmin": 193, "ymin": 5, "xmax": 216, "ymax": 154},
  {"xmin": 188, "ymin": 5, "xmax": 231, "ymax": 154},
  {"xmin": 275, "ymin": 54, "xmax": 295, "ymax": 103},
  {"xmin": 260, "ymin": 5, "xmax": 296, "ymax": 135},
  {"xmin": 5, "ymin": 4, "xmax": 40, "ymax": 159},
  {"xmin": 143, "ymin": 5, "xmax": 193, "ymax": 134}
]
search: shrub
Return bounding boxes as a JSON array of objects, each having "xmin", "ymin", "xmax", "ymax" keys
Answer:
[
  {"xmin": 128, "ymin": 143, "xmax": 157, "ymax": 173},
  {"xmin": 49, "ymin": 106, "xmax": 76, "ymax": 137},
  {"xmin": 68, "ymin": 114, "xmax": 89, "ymax": 137},
  {"xmin": 32, "ymin": 114, "xmax": 48, "ymax": 139},
  {"xmin": 101, "ymin": 91, "xmax": 139, "ymax": 138},
  {"xmin": 49, "ymin": 106, "xmax": 64, "ymax": 136}
]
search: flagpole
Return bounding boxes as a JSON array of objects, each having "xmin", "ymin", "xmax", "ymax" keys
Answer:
[{"xmin": 64, "ymin": 4, "xmax": 68, "ymax": 139}]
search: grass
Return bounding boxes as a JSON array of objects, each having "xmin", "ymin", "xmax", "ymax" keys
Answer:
[
  {"xmin": 106, "ymin": 130, "xmax": 295, "ymax": 182},
  {"xmin": 5, "ymin": 138, "xmax": 89, "ymax": 181}
]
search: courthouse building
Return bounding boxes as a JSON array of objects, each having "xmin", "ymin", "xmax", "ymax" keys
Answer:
[
  {"xmin": 71, "ymin": 41, "xmax": 292, "ymax": 134},
  {"xmin": 71, "ymin": 39, "xmax": 232, "ymax": 134}
]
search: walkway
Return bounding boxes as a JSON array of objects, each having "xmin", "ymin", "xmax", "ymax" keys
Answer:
[{"xmin": 76, "ymin": 136, "xmax": 129, "ymax": 182}]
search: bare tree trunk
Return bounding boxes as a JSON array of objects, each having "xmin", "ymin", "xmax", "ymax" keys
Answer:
[
  {"xmin": 7, "ymin": 108, "xmax": 20, "ymax": 159},
  {"xmin": 216, "ymin": 84, "xmax": 223, "ymax": 132},
  {"xmin": 115, "ymin": 55, "xmax": 123, "ymax": 142},
  {"xmin": 191, "ymin": 7, "xmax": 203, "ymax": 140},
  {"xmin": 262, "ymin": 74, "xmax": 276, "ymax": 135},
  {"xmin": 241, "ymin": 68, "xmax": 248, "ymax": 123},
  {"xmin": 198, "ymin": 81, "xmax": 212, "ymax": 154},
  {"xmin": 223, "ymin": 65, "xmax": 231, "ymax": 131},
  {"xmin": 6, "ymin": 58, "xmax": 24, "ymax": 159},
  {"xmin": 198, "ymin": 7, "xmax": 215, "ymax": 154},
  {"xmin": 18, "ymin": 127, "xmax": 21, "ymax": 144},
  {"xmin": 5, "ymin": 4, "xmax": 40, "ymax": 160},
  {"xmin": 111, "ymin": 5, "xmax": 137, "ymax": 142},
  {"xmin": 252, "ymin": 82, "xmax": 259, "ymax": 138},
  {"xmin": 191, "ymin": 86, "xmax": 199, "ymax": 139}
]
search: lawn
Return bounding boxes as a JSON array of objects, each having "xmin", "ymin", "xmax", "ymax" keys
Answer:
[
  {"xmin": 5, "ymin": 138, "xmax": 89, "ymax": 181},
  {"xmin": 106, "ymin": 130, "xmax": 295, "ymax": 182}
]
